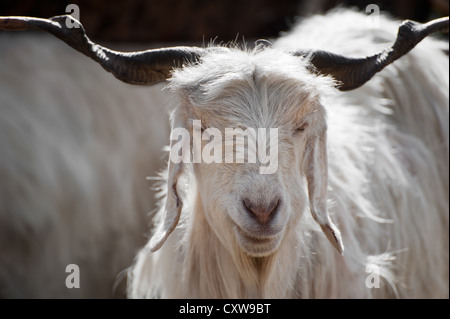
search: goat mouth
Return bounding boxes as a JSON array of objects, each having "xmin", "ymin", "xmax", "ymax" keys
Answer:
[{"xmin": 233, "ymin": 225, "xmax": 282, "ymax": 257}]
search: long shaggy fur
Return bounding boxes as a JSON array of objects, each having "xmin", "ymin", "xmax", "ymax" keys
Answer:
[
  {"xmin": 0, "ymin": 34, "xmax": 169, "ymax": 298},
  {"xmin": 128, "ymin": 10, "xmax": 449, "ymax": 298}
]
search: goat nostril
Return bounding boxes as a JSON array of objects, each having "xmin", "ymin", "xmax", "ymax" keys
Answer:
[
  {"xmin": 268, "ymin": 199, "xmax": 280, "ymax": 214},
  {"xmin": 242, "ymin": 198, "xmax": 280, "ymax": 224},
  {"xmin": 243, "ymin": 198, "xmax": 252, "ymax": 212}
]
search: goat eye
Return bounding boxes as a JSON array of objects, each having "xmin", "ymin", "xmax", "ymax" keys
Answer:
[{"xmin": 294, "ymin": 123, "xmax": 308, "ymax": 134}]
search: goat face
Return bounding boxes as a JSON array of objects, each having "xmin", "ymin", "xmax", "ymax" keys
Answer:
[{"xmin": 150, "ymin": 49, "xmax": 343, "ymax": 256}]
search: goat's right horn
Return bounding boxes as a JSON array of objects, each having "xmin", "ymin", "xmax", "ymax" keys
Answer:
[{"xmin": 0, "ymin": 15, "xmax": 204, "ymax": 85}]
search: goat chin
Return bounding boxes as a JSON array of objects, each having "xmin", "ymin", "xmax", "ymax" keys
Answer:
[
  {"xmin": 233, "ymin": 224, "xmax": 284, "ymax": 258},
  {"xmin": 128, "ymin": 9, "xmax": 449, "ymax": 299}
]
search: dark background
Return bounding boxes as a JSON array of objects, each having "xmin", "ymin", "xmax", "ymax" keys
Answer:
[{"xmin": 0, "ymin": 0, "xmax": 448, "ymax": 43}]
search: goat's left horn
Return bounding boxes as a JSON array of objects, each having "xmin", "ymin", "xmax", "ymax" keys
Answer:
[
  {"xmin": 294, "ymin": 16, "xmax": 449, "ymax": 91},
  {"xmin": 0, "ymin": 15, "xmax": 204, "ymax": 85}
]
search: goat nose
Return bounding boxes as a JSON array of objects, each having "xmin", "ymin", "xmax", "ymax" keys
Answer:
[{"xmin": 243, "ymin": 198, "xmax": 280, "ymax": 224}]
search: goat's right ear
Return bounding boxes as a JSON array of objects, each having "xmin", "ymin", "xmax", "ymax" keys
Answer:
[{"xmin": 149, "ymin": 111, "xmax": 188, "ymax": 252}]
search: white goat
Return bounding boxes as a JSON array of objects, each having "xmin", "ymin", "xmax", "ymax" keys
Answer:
[
  {"xmin": 128, "ymin": 10, "xmax": 449, "ymax": 298},
  {"xmin": 1, "ymin": 9, "xmax": 448, "ymax": 299},
  {"xmin": 0, "ymin": 33, "xmax": 169, "ymax": 297}
]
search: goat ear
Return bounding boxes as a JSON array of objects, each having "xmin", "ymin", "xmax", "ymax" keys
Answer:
[
  {"xmin": 304, "ymin": 131, "xmax": 344, "ymax": 255},
  {"xmin": 149, "ymin": 111, "xmax": 187, "ymax": 252}
]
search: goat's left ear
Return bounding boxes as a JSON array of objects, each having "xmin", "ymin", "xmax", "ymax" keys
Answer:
[
  {"xmin": 149, "ymin": 111, "xmax": 187, "ymax": 252},
  {"xmin": 304, "ymin": 130, "xmax": 344, "ymax": 255}
]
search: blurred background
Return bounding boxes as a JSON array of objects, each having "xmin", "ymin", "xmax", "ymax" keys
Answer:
[{"xmin": 0, "ymin": 0, "xmax": 448, "ymax": 44}]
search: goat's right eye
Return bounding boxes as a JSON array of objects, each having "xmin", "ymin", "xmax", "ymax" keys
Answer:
[{"xmin": 294, "ymin": 123, "xmax": 308, "ymax": 135}]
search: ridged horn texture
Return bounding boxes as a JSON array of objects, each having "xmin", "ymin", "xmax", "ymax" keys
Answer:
[
  {"xmin": 0, "ymin": 15, "xmax": 448, "ymax": 90},
  {"xmin": 293, "ymin": 16, "xmax": 449, "ymax": 91},
  {"xmin": 0, "ymin": 15, "xmax": 204, "ymax": 85}
]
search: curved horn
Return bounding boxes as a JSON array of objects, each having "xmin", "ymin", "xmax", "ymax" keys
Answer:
[
  {"xmin": 294, "ymin": 16, "xmax": 449, "ymax": 91},
  {"xmin": 0, "ymin": 15, "xmax": 204, "ymax": 85}
]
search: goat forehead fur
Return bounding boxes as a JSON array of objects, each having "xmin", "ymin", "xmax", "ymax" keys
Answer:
[{"xmin": 169, "ymin": 48, "xmax": 335, "ymax": 129}]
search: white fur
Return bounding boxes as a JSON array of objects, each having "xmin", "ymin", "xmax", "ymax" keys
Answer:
[
  {"xmin": 128, "ymin": 10, "xmax": 449, "ymax": 298},
  {"xmin": 0, "ymin": 34, "xmax": 169, "ymax": 297}
]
